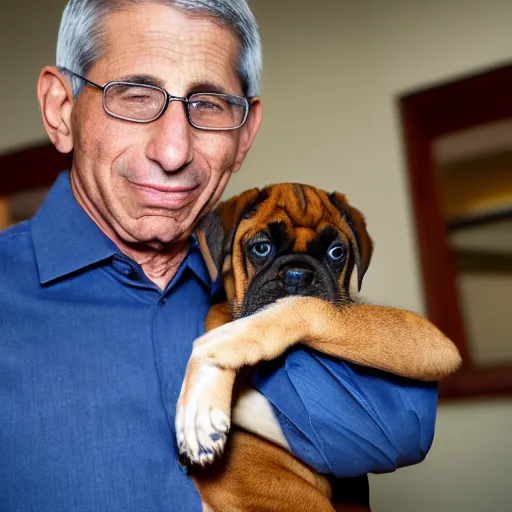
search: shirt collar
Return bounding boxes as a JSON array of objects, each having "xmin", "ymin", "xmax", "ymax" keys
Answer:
[
  {"xmin": 31, "ymin": 170, "xmax": 218, "ymax": 292},
  {"xmin": 32, "ymin": 171, "xmax": 118, "ymax": 284}
]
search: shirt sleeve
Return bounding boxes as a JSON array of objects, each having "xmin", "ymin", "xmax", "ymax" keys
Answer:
[{"xmin": 250, "ymin": 347, "xmax": 438, "ymax": 478}]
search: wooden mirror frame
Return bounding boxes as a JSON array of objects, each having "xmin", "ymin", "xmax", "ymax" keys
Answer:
[{"xmin": 399, "ymin": 61, "xmax": 512, "ymax": 400}]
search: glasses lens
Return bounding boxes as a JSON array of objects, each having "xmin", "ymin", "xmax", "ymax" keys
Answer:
[
  {"xmin": 104, "ymin": 83, "xmax": 166, "ymax": 121},
  {"xmin": 188, "ymin": 93, "xmax": 248, "ymax": 129}
]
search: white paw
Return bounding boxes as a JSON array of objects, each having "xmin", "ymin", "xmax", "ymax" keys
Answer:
[{"xmin": 175, "ymin": 364, "xmax": 232, "ymax": 468}]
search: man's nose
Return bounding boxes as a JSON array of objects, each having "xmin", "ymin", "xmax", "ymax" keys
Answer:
[{"xmin": 146, "ymin": 101, "xmax": 193, "ymax": 172}]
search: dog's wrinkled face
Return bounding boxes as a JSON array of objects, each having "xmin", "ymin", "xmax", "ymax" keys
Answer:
[
  {"xmin": 197, "ymin": 183, "xmax": 373, "ymax": 318},
  {"xmin": 241, "ymin": 220, "xmax": 348, "ymax": 316}
]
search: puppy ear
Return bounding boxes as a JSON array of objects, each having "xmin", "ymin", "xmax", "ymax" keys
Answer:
[
  {"xmin": 196, "ymin": 188, "xmax": 261, "ymax": 282},
  {"xmin": 329, "ymin": 192, "xmax": 374, "ymax": 291}
]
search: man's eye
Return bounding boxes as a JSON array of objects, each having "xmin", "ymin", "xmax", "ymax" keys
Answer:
[
  {"xmin": 250, "ymin": 242, "xmax": 272, "ymax": 258},
  {"xmin": 327, "ymin": 244, "xmax": 345, "ymax": 262},
  {"xmin": 124, "ymin": 95, "xmax": 151, "ymax": 103},
  {"xmin": 190, "ymin": 101, "xmax": 222, "ymax": 111},
  {"xmin": 190, "ymin": 101, "xmax": 211, "ymax": 110},
  {"xmin": 127, "ymin": 93, "xmax": 150, "ymax": 100},
  {"xmin": 112, "ymin": 86, "xmax": 159, "ymax": 103}
]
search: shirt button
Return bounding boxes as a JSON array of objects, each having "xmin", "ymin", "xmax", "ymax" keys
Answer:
[{"xmin": 159, "ymin": 297, "xmax": 166, "ymax": 305}]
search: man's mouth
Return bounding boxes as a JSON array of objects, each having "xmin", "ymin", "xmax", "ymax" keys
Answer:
[{"xmin": 128, "ymin": 180, "xmax": 201, "ymax": 209}]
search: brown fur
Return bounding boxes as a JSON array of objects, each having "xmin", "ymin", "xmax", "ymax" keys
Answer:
[{"xmin": 177, "ymin": 184, "xmax": 462, "ymax": 511}]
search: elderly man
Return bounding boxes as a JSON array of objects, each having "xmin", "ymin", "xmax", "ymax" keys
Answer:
[{"xmin": 0, "ymin": 1, "xmax": 438, "ymax": 510}]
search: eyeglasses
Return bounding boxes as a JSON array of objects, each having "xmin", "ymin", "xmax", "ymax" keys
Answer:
[{"xmin": 61, "ymin": 68, "xmax": 251, "ymax": 131}]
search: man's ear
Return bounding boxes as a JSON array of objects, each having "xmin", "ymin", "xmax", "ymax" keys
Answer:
[
  {"xmin": 37, "ymin": 66, "xmax": 74, "ymax": 154},
  {"xmin": 196, "ymin": 187, "xmax": 261, "ymax": 282},
  {"xmin": 329, "ymin": 192, "xmax": 374, "ymax": 291},
  {"xmin": 232, "ymin": 98, "xmax": 262, "ymax": 173}
]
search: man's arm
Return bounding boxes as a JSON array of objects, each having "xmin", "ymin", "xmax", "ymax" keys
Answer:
[
  {"xmin": 176, "ymin": 297, "xmax": 456, "ymax": 468},
  {"xmin": 251, "ymin": 347, "xmax": 437, "ymax": 477}
]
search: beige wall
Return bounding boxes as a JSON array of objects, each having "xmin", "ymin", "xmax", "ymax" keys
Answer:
[
  {"xmin": 0, "ymin": 0, "xmax": 66, "ymax": 153},
  {"xmin": 1, "ymin": 1, "xmax": 512, "ymax": 510}
]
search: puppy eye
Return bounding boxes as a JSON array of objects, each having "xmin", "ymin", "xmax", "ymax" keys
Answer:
[
  {"xmin": 327, "ymin": 244, "xmax": 345, "ymax": 262},
  {"xmin": 251, "ymin": 242, "xmax": 273, "ymax": 258}
]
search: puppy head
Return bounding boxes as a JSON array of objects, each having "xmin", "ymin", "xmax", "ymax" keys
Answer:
[{"xmin": 196, "ymin": 183, "xmax": 373, "ymax": 317}]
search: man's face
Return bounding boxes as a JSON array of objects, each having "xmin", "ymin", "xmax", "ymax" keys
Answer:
[{"xmin": 70, "ymin": 4, "xmax": 259, "ymax": 247}]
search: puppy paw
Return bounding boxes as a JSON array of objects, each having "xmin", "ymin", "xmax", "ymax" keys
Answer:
[{"xmin": 175, "ymin": 363, "xmax": 234, "ymax": 469}]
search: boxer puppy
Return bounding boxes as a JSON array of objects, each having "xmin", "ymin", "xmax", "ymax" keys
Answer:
[{"xmin": 175, "ymin": 184, "xmax": 461, "ymax": 511}]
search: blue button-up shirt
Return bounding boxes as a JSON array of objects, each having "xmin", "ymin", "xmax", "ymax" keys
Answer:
[{"xmin": 0, "ymin": 171, "xmax": 438, "ymax": 511}]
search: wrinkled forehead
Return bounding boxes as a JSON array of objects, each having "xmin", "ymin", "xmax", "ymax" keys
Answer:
[
  {"xmin": 240, "ymin": 184, "xmax": 352, "ymax": 251},
  {"xmin": 97, "ymin": 3, "xmax": 243, "ymax": 95}
]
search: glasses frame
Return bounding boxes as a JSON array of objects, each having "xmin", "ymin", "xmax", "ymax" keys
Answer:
[{"xmin": 60, "ymin": 68, "xmax": 251, "ymax": 131}]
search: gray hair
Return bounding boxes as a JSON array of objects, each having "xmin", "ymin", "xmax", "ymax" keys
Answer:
[{"xmin": 56, "ymin": 0, "xmax": 262, "ymax": 97}]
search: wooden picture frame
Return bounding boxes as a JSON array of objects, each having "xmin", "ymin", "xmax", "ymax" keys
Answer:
[{"xmin": 398, "ymin": 62, "xmax": 512, "ymax": 400}]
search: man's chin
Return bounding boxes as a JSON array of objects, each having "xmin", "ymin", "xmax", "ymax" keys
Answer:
[{"xmin": 126, "ymin": 221, "xmax": 194, "ymax": 248}]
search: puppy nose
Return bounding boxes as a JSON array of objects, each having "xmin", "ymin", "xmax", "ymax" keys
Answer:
[{"xmin": 281, "ymin": 268, "xmax": 314, "ymax": 294}]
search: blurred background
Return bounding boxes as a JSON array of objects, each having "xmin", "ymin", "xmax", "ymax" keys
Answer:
[{"xmin": 1, "ymin": 1, "xmax": 511, "ymax": 510}]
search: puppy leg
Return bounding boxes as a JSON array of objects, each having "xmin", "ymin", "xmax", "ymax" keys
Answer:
[
  {"xmin": 204, "ymin": 302, "xmax": 234, "ymax": 331},
  {"xmin": 193, "ymin": 297, "xmax": 461, "ymax": 382},
  {"xmin": 192, "ymin": 430, "xmax": 339, "ymax": 512},
  {"xmin": 177, "ymin": 297, "xmax": 461, "ymax": 465},
  {"xmin": 176, "ymin": 303, "xmax": 236, "ymax": 465}
]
